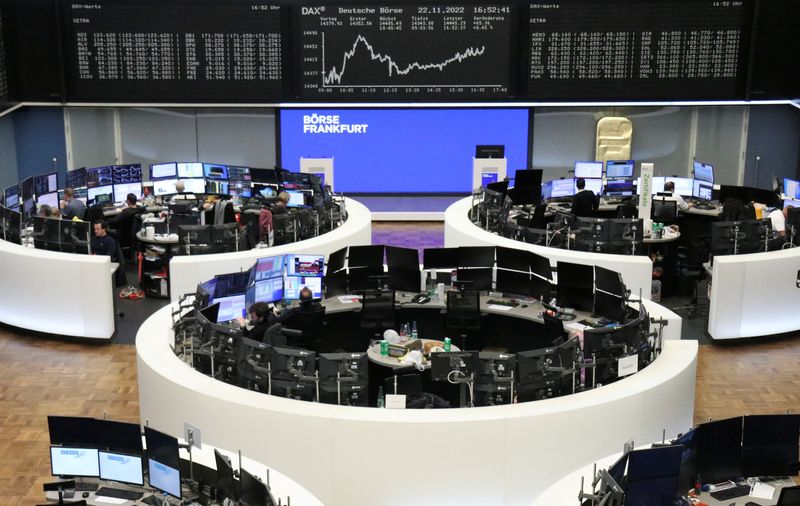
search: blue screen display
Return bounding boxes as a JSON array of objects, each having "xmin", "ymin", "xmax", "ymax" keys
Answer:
[{"xmin": 279, "ymin": 109, "xmax": 529, "ymax": 193}]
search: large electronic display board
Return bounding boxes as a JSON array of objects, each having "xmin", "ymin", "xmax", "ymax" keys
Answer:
[{"xmin": 61, "ymin": 0, "xmax": 286, "ymax": 102}]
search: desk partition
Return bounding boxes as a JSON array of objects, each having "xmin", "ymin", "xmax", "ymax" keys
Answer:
[
  {"xmin": 444, "ymin": 197, "xmax": 654, "ymax": 301},
  {"xmin": 0, "ymin": 238, "xmax": 115, "ymax": 339},
  {"xmin": 168, "ymin": 197, "xmax": 371, "ymax": 302},
  {"xmin": 137, "ymin": 298, "xmax": 693, "ymax": 506},
  {"xmin": 708, "ymin": 246, "xmax": 800, "ymax": 340}
]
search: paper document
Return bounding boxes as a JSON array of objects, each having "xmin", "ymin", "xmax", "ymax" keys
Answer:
[
  {"xmin": 750, "ymin": 482, "xmax": 775, "ymax": 500},
  {"xmin": 487, "ymin": 304, "xmax": 514, "ymax": 311},
  {"xmin": 94, "ymin": 497, "xmax": 128, "ymax": 505},
  {"xmin": 618, "ymin": 354, "xmax": 639, "ymax": 377}
]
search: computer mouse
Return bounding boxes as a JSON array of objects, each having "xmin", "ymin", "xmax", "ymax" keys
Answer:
[
  {"xmin": 520, "ymin": 304, "xmax": 528, "ymax": 308},
  {"xmin": 82, "ymin": 492, "xmax": 90, "ymax": 498}
]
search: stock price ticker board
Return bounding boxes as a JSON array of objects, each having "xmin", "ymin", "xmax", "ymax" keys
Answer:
[
  {"xmin": 62, "ymin": 0, "xmax": 286, "ymax": 102},
  {"xmin": 298, "ymin": 4, "xmax": 515, "ymax": 99},
  {"xmin": 526, "ymin": 0, "xmax": 753, "ymax": 100}
]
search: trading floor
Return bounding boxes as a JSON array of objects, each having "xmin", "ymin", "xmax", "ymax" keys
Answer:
[{"xmin": 0, "ymin": 222, "xmax": 798, "ymax": 505}]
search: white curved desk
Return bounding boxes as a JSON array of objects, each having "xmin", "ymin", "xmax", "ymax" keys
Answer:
[
  {"xmin": 137, "ymin": 302, "xmax": 695, "ymax": 506},
  {"xmin": 445, "ymin": 197, "xmax": 654, "ymax": 301},
  {"xmin": 0, "ymin": 238, "xmax": 115, "ymax": 339},
  {"xmin": 708, "ymin": 246, "xmax": 800, "ymax": 340},
  {"xmin": 168, "ymin": 198, "xmax": 372, "ymax": 302}
]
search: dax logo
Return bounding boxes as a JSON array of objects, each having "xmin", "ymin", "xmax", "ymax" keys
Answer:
[{"xmin": 302, "ymin": 7, "xmax": 324, "ymax": 15}]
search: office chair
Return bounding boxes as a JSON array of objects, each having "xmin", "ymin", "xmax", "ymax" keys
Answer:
[
  {"xmin": 617, "ymin": 200, "xmax": 637, "ymax": 219},
  {"xmin": 359, "ymin": 289, "xmax": 396, "ymax": 340},
  {"xmin": 777, "ymin": 485, "xmax": 800, "ymax": 505},
  {"xmin": 502, "ymin": 221, "xmax": 522, "ymax": 240},
  {"xmin": 445, "ymin": 290, "xmax": 481, "ymax": 350},
  {"xmin": 272, "ymin": 213, "xmax": 295, "ymax": 245},
  {"xmin": 296, "ymin": 208, "xmax": 317, "ymax": 240},
  {"xmin": 542, "ymin": 312, "xmax": 567, "ymax": 346},
  {"xmin": 651, "ymin": 198, "xmax": 678, "ymax": 224},
  {"xmin": 282, "ymin": 306, "xmax": 327, "ymax": 350},
  {"xmin": 383, "ymin": 367, "xmax": 424, "ymax": 395},
  {"xmin": 672, "ymin": 234, "xmax": 711, "ymax": 318}
]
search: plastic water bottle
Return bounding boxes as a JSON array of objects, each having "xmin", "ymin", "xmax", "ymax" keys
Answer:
[
  {"xmin": 377, "ymin": 386, "xmax": 385, "ymax": 408},
  {"xmin": 411, "ymin": 321, "xmax": 418, "ymax": 340}
]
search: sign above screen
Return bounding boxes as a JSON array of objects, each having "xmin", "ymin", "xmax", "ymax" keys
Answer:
[{"xmin": 279, "ymin": 109, "xmax": 529, "ymax": 193}]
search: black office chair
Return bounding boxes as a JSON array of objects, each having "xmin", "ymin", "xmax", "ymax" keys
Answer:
[
  {"xmin": 359, "ymin": 289, "xmax": 396, "ymax": 340},
  {"xmin": 383, "ymin": 368, "xmax": 424, "ymax": 396},
  {"xmin": 445, "ymin": 290, "xmax": 481, "ymax": 350},
  {"xmin": 651, "ymin": 198, "xmax": 678, "ymax": 224},
  {"xmin": 282, "ymin": 306, "xmax": 326, "ymax": 350},
  {"xmin": 272, "ymin": 213, "xmax": 295, "ymax": 245},
  {"xmin": 617, "ymin": 199, "xmax": 637, "ymax": 219},
  {"xmin": 542, "ymin": 312, "xmax": 567, "ymax": 346},
  {"xmin": 778, "ymin": 485, "xmax": 800, "ymax": 505}
]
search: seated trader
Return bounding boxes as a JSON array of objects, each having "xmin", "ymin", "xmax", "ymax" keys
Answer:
[
  {"xmin": 571, "ymin": 178, "xmax": 599, "ymax": 217},
  {"xmin": 38, "ymin": 204, "xmax": 56, "ymax": 218},
  {"xmin": 91, "ymin": 221, "xmax": 118, "ymax": 257},
  {"xmin": 278, "ymin": 286, "xmax": 321, "ymax": 323},
  {"xmin": 109, "ymin": 193, "xmax": 141, "ymax": 238},
  {"xmin": 60, "ymin": 187, "xmax": 86, "ymax": 220},
  {"xmin": 768, "ymin": 205, "xmax": 794, "ymax": 237},
  {"xmin": 235, "ymin": 302, "xmax": 275, "ymax": 340},
  {"xmin": 271, "ymin": 191, "xmax": 290, "ymax": 215},
  {"xmin": 662, "ymin": 181, "xmax": 693, "ymax": 211}
]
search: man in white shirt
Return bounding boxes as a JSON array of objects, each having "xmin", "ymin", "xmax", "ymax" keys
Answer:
[
  {"xmin": 768, "ymin": 205, "xmax": 794, "ymax": 237},
  {"xmin": 663, "ymin": 181, "xmax": 693, "ymax": 212}
]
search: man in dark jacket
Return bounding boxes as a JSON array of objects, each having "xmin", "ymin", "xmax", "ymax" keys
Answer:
[{"xmin": 571, "ymin": 178, "xmax": 599, "ymax": 217}]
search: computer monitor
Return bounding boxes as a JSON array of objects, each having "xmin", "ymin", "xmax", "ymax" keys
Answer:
[
  {"xmin": 148, "ymin": 458, "xmax": 181, "ymax": 499},
  {"xmin": 606, "ymin": 160, "xmax": 635, "ymax": 179},
  {"xmin": 481, "ymin": 172, "xmax": 498, "ymax": 187},
  {"xmin": 33, "ymin": 172, "xmax": 58, "ymax": 195},
  {"xmin": 95, "ymin": 419, "xmax": 144, "ymax": 454},
  {"xmin": 144, "ymin": 426, "xmax": 180, "ymax": 470},
  {"xmin": 784, "ymin": 178, "xmax": 800, "ymax": 200},
  {"xmin": 203, "ymin": 163, "xmax": 229, "ymax": 180},
  {"xmin": 604, "ymin": 179, "xmax": 635, "ymax": 197},
  {"xmin": 456, "ymin": 267, "xmax": 493, "ymax": 292},
  {"xmin": 318, "ymin": 352, "xmax": 368, "ymax": 382},
  {"xmin": 181, "ymin": 178, "xmax": 206, "ymax": 194},
  {"xmin": 4, "ymin": 185, "xmax": 19, "ymax": 209},
  {"xmin": 112, "ymin": 164, "xmax": 142, "ymax": 184},
  {"xmin": 495, "ymin": 246, "xmax": 529, "ymax": 272},
  {"xmin": 214, "ymin": 449, "xmax": 239, "ymax": 502},
  {"xmin": 741, "ymin": 414, "xmax": 800, "ymax": 477},
  {"xmin": 153, "ymin": 178, "xmax": 180, "ymax": 196},
  {"xmin": 665, "ymin": 177, "xmax": 693, "ymax": 197},
  {"xmin": 247, "ymin": 277, "xmax": 283, "ymax": 305},
  {"xmin": 50, "ymin": 447, "xmax": 100, "ymax": 478},
  {"xmin": 37, "ymin": 191, "xmax": 58, "ymax": 209},
  {"xmin": 269, "ymin": 346, "xmax": 317, "ymax": 382},
  {"xmin": 205, "ymin": 180, "xmax": 228, "ymax": 195},
  {"xmin": 574, "ymin": 161, "xmax": 603, "ymax": 179},
  {"xmin": 239, "ymin": 467, "xmax": 277, "ymax": 506},
  {"xmin": 287, "ymin": 190, "xmax": 308, "ymax": 208},
  {"xmin": 213, "ymin": 272, "xmax": 250, "ymax": 299},
  {"xmin": 214, "ymin": 294, "xmax": 246, "ymax": 322},
  {"xmin": 66, "ymin": 167, "xmax": 87, "ymax": 189},
  {"xmin": 253, "ymin": 255, "xmax": 285, "ymax": 281},
  {"xmin": 594, "ymin": 291, "xmax": 627, "ymax": 324},
  {"xmin": 550, "ymin": 179, "xmax": 576, "ymax": 198},
  {"xmin": 113, "ymin": 182, "xmax": 143, "ymax": 203},
  {"xmin": 540, "ymin": 180, "xmax": 552, "ymax": 200},
  {"xmin": 624, "ymin": 445, "xmax": 684, "ymax": 506},
  {"xmin": 349, "ymin": 245, "xmax": 384, "ymax": 269},
  {"xmin": 387, "ymin": 268, "xmax": 422, "ymax": 293},
  {"xmin": 422, "ymin": 247, "xmax": 458, "ymax": 269},
  {"xmin": 284, "ymin": 276, "xmax": 323, "ymax": 300},
  {"xmin": 514, "ymin": 169, "xmax": 542, "ymax": 188},
  {"xmin": 693, "ymin": 416, "xmax": 744, "ymax": 483},
  {"xmin": 693, "ymin": 161, "xmax": 714, "ymax": 183},
  {"xmin": 530, "ymin": 252, "xmax": 553, "ymax": 281},
  {"xmin": 692, "ymin": 180, "xmax": 713, "ymax": 200},
  {"xmin": 176, "ymin": 162, "xmax": 203, "ymax": 179},
  {"xmin": 516, "ymin": 347, "xmax": 558, "ymax": 383},
  {"xmin": 98, "ymin": 450, "xmax": 144, "ymax": 486},
  {"xmin": 286, "ymin": 254, "xmax": 324, "ymax": 277},
  {"xmin": 496, "ymin": 269, "xmax": 530, "ymax": 296},
  {"xmin": 228, "ymin": 166, "xmax": 251, "ymax": 181},
  {"xmin": 88, "ymin": 185, "xmax": 113, "ymax": 205},
  {"xmin": 475, "ymin": 145, "xmax": 504, "ymax": 158},
  {"xmin": 22, "ymin": 197, "xmax": 36, "ymax": 219},
  {"xmin": 595, "ymin": 266, "xmax": 625, "ymax": 297},
  {"xmin": 229, "ymin": 181, "xmax": 252, "ymax": 198},
  {"xmin": 86, "ymin": 166, "xmax": 113, "ymax": 188},
  {"xmin": 430, "ymin": 351, "xmax": 479, "ymax": 382},
  {"xmin": 385, "ymin": 245, "xmax": 419, "ymax": 271},
  {"xmin": 777, "ymin": 486, "xmax": 800, "ymax": 505},
  {"xmin": 48, "ymin": 416, "xmax": 98, "ymax": 447},
  {"xmin": 326, "ymin": 247, "xmax": 347, "ymax": 274},
  {"xmin": 150, "ymin": 162, "xmax": 178, "ymax": 180},
  {"xmin": 458, "ymin": 246, "xmax": 495, "ymax": 268},
  {"xmin": 250, "ymin": 168, "xmax": 278, "ymax": 184},
  {"xmin": 576, "ymin": 177, "xmax": 603, "ymax": 196},
  {"xmin": 556, "ymin": 261, "xmax": 594, "ymax": 311}
]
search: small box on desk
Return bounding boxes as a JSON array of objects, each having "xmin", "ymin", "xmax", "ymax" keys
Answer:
[{"xmin": 388, "ymin": 339, "xmax": 422, "ymax": 357}]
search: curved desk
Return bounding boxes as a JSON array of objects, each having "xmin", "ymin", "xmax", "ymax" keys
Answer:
[
  {"xmin": 137, "ymin": 297, "xmax": 692, "ymax": 506},
  {"xmin": 168, "ymin": 198, "xmax": 372, "ymax": 302},
  {"xmin": 446, "ymin": 197, "xmax": 654, "ymax": 301},
  {"xmin": 0, "ymin": 238, "xmax": 115, "ymax": 339},
  {"xmin": 708, "ymin": 246, "xmax": 800, "ymax": 340}
]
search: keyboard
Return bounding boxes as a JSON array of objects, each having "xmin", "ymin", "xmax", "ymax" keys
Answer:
[
  {"xmin": 487, "ymin": 299, "xmax": 519, "ymax": 308},
  {"xmin": 73, "ymin": 481, "xmax": 98, "ymax": 492},
  {"xmin": 709, "ymin": 484, "xmax": 751, "ymax": 500},
  {"xmin": 96, "ymin": 487, "xmax": 144, "ymax": 501},
  {"xmin": 694, "ymin": 203, "xmax": 714, "ymax": 210}
]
